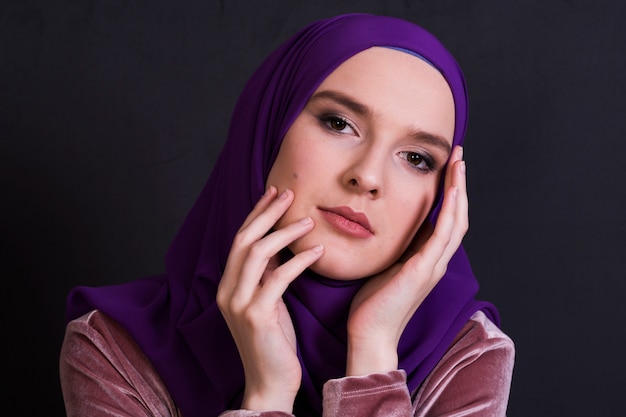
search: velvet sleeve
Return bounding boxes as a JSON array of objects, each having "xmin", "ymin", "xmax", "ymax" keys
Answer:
[
  {"xmin": 321, "ymin": 311, "xmax": 515, "ymax": 417},
  {"xmin": 60, "ymin": 310, "xmax": 513, "ymax": 417},
  {"xmin": 59, "ymin": 311, "xmax": 181, "ymax": 417},
  {"xmin": 60, "ymin": 311, "xmax": 293, "ymax": 417},
  {"xmin": 218, "ymin": 411, "xmax": 293, "ymax": 417}
]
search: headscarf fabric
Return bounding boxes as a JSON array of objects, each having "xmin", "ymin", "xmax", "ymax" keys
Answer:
[{"xmin": 66, "ymin": 13, "xmax": 500, "ymax": 417}]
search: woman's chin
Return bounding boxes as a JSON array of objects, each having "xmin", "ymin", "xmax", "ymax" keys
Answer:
[{"xmin": 306, "ymin": 254, "xmax": 389, "ymax": 281}]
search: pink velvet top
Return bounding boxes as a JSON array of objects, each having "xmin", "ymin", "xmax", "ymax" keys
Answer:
[{"xmin": 59, "ymin": 310, "xmax": 514, "ymax": 416}]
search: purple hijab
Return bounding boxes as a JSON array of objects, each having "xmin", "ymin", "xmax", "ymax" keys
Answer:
[{"xmin": 66, "ymin": 13, "xmax": 499, "ymax": 417}]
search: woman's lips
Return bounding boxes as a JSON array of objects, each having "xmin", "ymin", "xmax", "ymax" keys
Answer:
[{"xmin": 318, "ymin": 206, "xmax": 373, "ymax": 239}]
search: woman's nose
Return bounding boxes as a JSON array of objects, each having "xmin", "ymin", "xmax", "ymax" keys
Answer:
[{"xmin": 342, "ymin": 147, "xmax": 385, "ymax": 198}]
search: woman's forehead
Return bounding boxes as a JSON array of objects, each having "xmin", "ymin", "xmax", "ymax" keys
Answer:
[
  {"xmin": 319, "ymin": 47, "xmax": 448, "ymax": 89},
  {"xmin": 310, "ymin": 47, "xmax": 455, "ymax": 144}
]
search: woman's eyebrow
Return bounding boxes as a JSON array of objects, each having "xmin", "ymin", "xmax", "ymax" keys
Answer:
[
  {"xmin": 409, "ymin": 131, "xmax": 452, "ymax": 155},
  {"xmin": 310, "ymin": 89, "xmax": 452, "ymax": 155},
  {"xmin": 309, "ymin": 90, "xmax": 371, "ymax": 116}
]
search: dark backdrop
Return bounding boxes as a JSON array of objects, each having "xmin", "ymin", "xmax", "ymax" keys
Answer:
[{"xmin": 2, "ymin": 1, "xmax": 625, "ymax": 416}]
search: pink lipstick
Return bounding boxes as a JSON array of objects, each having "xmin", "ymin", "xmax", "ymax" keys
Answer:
[{"xmin": 319, "ymin": 206, "xmax": 373, "ymax": 239}]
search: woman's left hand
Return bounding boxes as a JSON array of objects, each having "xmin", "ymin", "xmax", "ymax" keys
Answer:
[{"xmin": 345, "ymin": 146, "xmax": 468, "ymax": 376}]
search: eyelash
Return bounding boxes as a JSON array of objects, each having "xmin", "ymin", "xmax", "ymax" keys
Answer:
[
  {"xmin": 319, "ymin": 114, "xmax": 356, "ymax": 135},
  {"xmin": 318, "ymin": 113, "xmax": 436, "ymax": 173},
  {"xmin": 397, "ymin": 151, "xmax": 436, "ymax": 173}
]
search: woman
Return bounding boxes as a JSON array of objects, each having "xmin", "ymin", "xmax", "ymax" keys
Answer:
[{"xmin": 60, "ymin": 13, "xmax": 514, "ymax": 417}]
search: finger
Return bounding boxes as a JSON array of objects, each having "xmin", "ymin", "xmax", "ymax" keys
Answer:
[
  {"xmin": 255, "ymin": 244, "xmax": 325, "ymax": 306},
  {"xmin": 444, "ymin": 146, "xmax": 463, "ymax": 192},
  {"xmin": 427, "ymin": 184, "xmax": 459, "ymax": 258},
  {"xmin": 218, "ymin": 186, "xmax": 277, "ymax": 299},
  {"xmin": 403, "ymin": 183, "xmax": 459, "ymax": 279},
  {"xmin": 228, "ymin": 188, "xmax": 295, "ymax": 270},
  {"xmin": 403, "ymin": 148, "xmax": 464, "ymax": 261},
  {"xmin": 404, "ymin": 148, "xmax": 463, "ymax": 261},
  {"xmin": 231, "ymin": 217, "xmax": 316, "ymax": 306},
  {"xmin": 238, "ymin": 186, "xmax": 290, "ymax": 234},
  {"xmin": 438, "ymin": 159, "xmax": 468, "ymax": 265},
  {"xmin": 239, "ymin": 186, "xmax": 278, "ymax": 230}
]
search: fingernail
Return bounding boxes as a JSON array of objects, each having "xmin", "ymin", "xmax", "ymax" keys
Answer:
[
  {"xmin": 263, "ymin": 186, "xmax": 274, "ymax": 197},
  {"xmin": 278, "ymin": 189, "xmax": 290, "ymax": 200},
  {"xmin": 460, "ymin": 161, "xmax": 466, "ymax": 174},
  {"xmin": 458, "ymin": 146, "xmax": 464, "ymax": 159},
  {"xmin": 312, "ymin": 244, "xmax": 324, "ymax": 254},
  {"xmin": 451, "ymin": 186, "xmax": 458, "ymax": 198},
  {"xmin": 299, "ymin": 217, "xmax": 312, "ymax": 225}
]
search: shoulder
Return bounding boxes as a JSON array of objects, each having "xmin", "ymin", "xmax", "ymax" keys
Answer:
[
  {"xmin": 426, "ymin": 310, "xmax": 515, "ymax": 387},
  {"xmin": 63, "ymin": 310, "xmax": 153, "ymax": 368},
  {"xmin": 61, "ymin": 310, "xmax": 180, "ymax": 417},
  {"xmin": 66, "ymin": 309, "xmax": 132, "ymax": 343},
  {"xmin": 452, "ymin": 310, "xmax": 515, "ymax": 358},
  {"xmin": 436, "ymin": 310, "xmax": 515, "ymax": 380},
  {"xmin": 412, "ymin": 311, "xmax": 515, "ymax": 416},
  {"xmin": 62, "ymin": 309, "xmax": 161, "ymax": 386}
]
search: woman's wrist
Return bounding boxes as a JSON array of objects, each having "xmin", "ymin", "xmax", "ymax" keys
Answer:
[
  {"xmin": 346, "ymin": 337, "xmax": 399, "ymax": 376},
  {"xmin": 241, "ymin": 388, "xmax": 296, "ymax": 414}
]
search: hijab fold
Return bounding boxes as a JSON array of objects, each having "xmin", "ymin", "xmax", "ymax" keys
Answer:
[{"xmin": 67, "ymin": 13, "xmax": 500, "ymax": 417}]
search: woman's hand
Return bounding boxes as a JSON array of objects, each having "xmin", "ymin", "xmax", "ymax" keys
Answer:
[
  {"xmin": 217, "ymin": 187, "xmax": 324, "ymax": 413},
  {"xmin": 345, "ymin": 146, "xmax": 468, "ymax": 376}
]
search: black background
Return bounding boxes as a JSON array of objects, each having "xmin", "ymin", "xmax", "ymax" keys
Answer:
[{"xmin": 2, "ymin": 1, "xmax": 625, "ymax": 416}]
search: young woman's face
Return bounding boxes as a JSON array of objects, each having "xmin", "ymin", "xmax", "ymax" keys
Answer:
[{"xmin": 266, "ymin": 47, "xmax": 455, "ymax": 280}]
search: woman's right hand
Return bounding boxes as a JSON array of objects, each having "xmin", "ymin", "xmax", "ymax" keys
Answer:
[{"xmin": 217, "ymin": 186, "xmax": 324, "ymax": 414}]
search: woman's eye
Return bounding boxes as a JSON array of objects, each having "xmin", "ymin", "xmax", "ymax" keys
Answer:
[
  {"xmin": 329, "ymin": 118, "xmax": 348, "ymax": 131},
  {"xmin": 322, "ymin": 115, "xmax": 355, "ymax": 134},
  {"xmin": 399, "ymin": 151, "xmax": 433, "ymax": 172}
]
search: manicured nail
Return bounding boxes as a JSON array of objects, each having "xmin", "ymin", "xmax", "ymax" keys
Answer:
[
  {"xmin": 278, "ymin": 189, "xmax": 290, "ymax": 200},
  {"xmin": 299, "ymin": 217, "xmax": 312, "ymax": 225}
]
